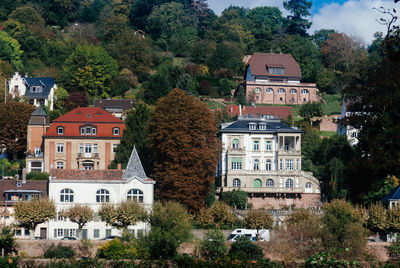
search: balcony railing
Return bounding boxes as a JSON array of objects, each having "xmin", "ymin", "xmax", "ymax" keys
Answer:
[{"xmin": 77, "ymin": 153, "xmax": 99, "ymax": 158}]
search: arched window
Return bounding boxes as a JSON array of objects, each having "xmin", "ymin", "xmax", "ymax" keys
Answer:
[
  {"xmin": 254, "ymin": 179, "xmax": 262, "ymax": 188},
  {"xmin": 127, "ymin": 189, "xmax": 144, "ymax": 203},
  {"xmin": 301, "ymin": 89, "xmax": 309, "ymax": 94},
  {"xmin": 266, "ymin": 159, "xmax": 272, "ymax": 171},
  {"xmin": 232, "ymin": 139, "xmax": 239, "ymax": 150},
  {"xmin": 278, "ymin": 88, "xmax": 285, "ymax": 93},
  {"xmin": 96, "ymin": 189, "xmax": 110, "ymax": 203},
  {"xmin": 286, "ymin": 179, "xmax": 294, "ymax": 188},
  {"xmin": 254, "ymin": 159, "xmax": 260, "ymax": 170},
  {"xmin": 254, "ymin": 87, "xmax": 261, "ymax": 93},
  {"xmin": 305, "ymin": 182, "xmax": 312, "ymax": 189},
  {"xmin": 290, "ymin": 89, "xmax": 297, "ymax": 94},
  {"xmin": 113, "ymin": 127, "xmax": 120, "ymax": 136},
  {"xmin": 233, "ymin": 178, "xmax": 241, "ymax": 188},
  {"xmin": 60, "ymin": 189, "xmax": 73, "ymax": 202},
  {"xmin": 57, "ymin": 127, "xmax": 64, "ymax": 135},
  {"xmin": 266, "ymin": 88, "xmax": 273, "ymax": 93},
  {"xmin": 266, "ymin": 179, "xmax": 274, "ymax": 187}
]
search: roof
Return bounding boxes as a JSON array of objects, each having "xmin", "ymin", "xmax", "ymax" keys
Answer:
[
  {"xmin": 220, "ymin": 118, "xmax": 302, "ymax": 134},
  {"xmin": 226, "ymin": 104, "xmax": 293, "ymax": 119},
  {"xmin": 31, "ymin": 107, "xmax": 47, "ymax": 116},
  {"xmin": 94, "ymin": 99, "xmax": 135, "ymax": 111},
  {"xmin": 44, "ymin": 107, "xmax": 125, "ymax": 138},
  {"xmin": 0, "ymin": 180, "xmax": 48, "ymax": 203},
  {"xmin": 51, "ymin": 169, "xmax": 124, "ymax": 181},
  {"xmin": 383, "ymin": 185, "xmax": 400, "ymax": 201},
  {"xmin": 29, "ymin": 107, "xmax": 50, "ymax": 125},
  {"xmin": 123, "ymin": 147, "xmax": 148, "ymax": 182},
  {"xmin": 23, "ymin": 77, "xmax": 55, "ymax": 99},
  {"xmin": 248, "ymin": 53, "xmax": 301, "ymax": 78}
]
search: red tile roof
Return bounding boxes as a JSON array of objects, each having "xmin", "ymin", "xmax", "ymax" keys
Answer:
[
  {"xmin": 44, "ymin": 107, "xmax": 125, "ymax": 138},
  {"xmin": 0, "ymin": 180, "xmax": 48, "ymax": 203},
  {"xmin": 248, "ymin": 53, "xmax": 301, "ymax": 78},
  {"xmin": 226, "ymin": 104, "xmax": 293, "ymax": 119},
  {"xmin": 52, "ymin": 169, "xmax": 124, "ymax": 181}
]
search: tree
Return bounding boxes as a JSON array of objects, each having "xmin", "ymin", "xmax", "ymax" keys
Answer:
[
  {"xmin": 61, "ymin": 45, "xmax": 118, "ymax": 98},
  {"xmin": 219, "ymin": 189, "xmax": 248, "ymax": 209},
  {"xmin": 0, "ymin": 102, "xmax": 35, "ymax": 159},
  {"xmin": 60, "ymin": 205, "xmax": 94, "ymax": 240},
  {"xmin": 298, "ymin": 102, "xmax": 324, "ymax": 120},
  {"xmin": 312, "ymin": 29, "xmax": 336, "ymax": 49},
  {"xmin": 367, "ymin": 203, "xmax": 388, "ymax": 234},
  {"xmin": 98, "ymin": 200, "xmax": 147, "ymax": 230},
  {"xmin": 228, "ymin": 236, "xmax": 264, "ymax": 261},
  {"xmin": 283, "ymin": 0, "xmax": 312, "ymax": 36},
  {"xmin": 13, "ymin": 198, "xmax": 56, "ymax": 239},
  {"xmin": 196, "ymin": 201, "xmax": 236, "ymax": 228},
  {"xmin": 0, "ymin": 225, "xmax": 18, "ymax": 255},
  {"xmin": 0, "ymin": 31, "xmax": 23, "ymax": 70},
  {"xmin": 244, "ymin": 209, "xmax": 274, "ymax": 236},
  {"xmin": 199, "ymin": 229, "xmax": 228, "ymax": 260},
  {"xmin": 147, "ymin": 88, "xmax": 220, "ymax": 213},
  {"xmin": 235, "ymin": 84, "xmax": 247, "ymax": 106},
  {"xmin": 208, "ymin": 41, "xmax": 244, "ymax": 75}
]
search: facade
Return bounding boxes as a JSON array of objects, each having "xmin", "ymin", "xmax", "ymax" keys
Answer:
[
  {"xmin": 48, "ymin": 148, "xmax": 155, "ymax": 240},
  {"xmin": 226, "ymin": 104, "xmax": 293, "ymax": 120},
  {"xmin": 43, "ymin": 107, "xmax": 125, "ymax": 173},
  {"xmin": 93, "ymin": 99, "xmax": 135, "ymax": 119},
  {"xmin": 218, "ymin": 117, "xmax": 320, "ymax": 209},
  {"xmin": 337, "ymin": 99, "xmax": 359, "ymax": 146},
  {"xmin": 244, "ymin": 53, "xmax": 319, "ymax": 105},
  {"xmin": 8, "ymin": 72, "xmax": 56, "ymax": 110},
  {"xmin": 26, "ymin": 107, "xmax": 50, "ymax": 173},
  {"xmin": 0, "ymin": 179, "xmax": 49, "ymax": 239}
]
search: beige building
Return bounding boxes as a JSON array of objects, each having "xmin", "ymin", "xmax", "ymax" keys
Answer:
[
  {"xmin": 43, "ymin": 107, "xmax": 125, "ymax": 172},
  {"xmin": 218, "ymin": 117, "xmax": 321, "ymax": 209},
  {"xmin": 244, "ymin": 53, "xmax": 319, "ymax": 105}
]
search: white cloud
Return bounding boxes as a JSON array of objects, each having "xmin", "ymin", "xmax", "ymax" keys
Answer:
[{"xmin": 310, "ymin": 0, "xmax": 398, "ymax": 45}]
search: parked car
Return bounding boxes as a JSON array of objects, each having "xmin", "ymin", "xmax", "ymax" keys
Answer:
[
  {"xmin": 103, "ymin": 235, "xmax": 120, "ymax": 240},
  {"xmin": 61, "ymin": 236, "xmax": 77, "ymax": 240},
  {"xmin": 227, "ymin": 229, "xmax": 270, "ymax": 242}
]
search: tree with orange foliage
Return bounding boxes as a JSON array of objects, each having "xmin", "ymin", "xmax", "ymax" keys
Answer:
[{"xmin": 147, "ymin": 88, "xmax": 220, "ymax": 213}]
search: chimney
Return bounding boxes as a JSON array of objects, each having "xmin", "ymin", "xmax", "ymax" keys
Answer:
[
  {"xmin": 117, "ymin": 163, "xmax": 122, "ymax": 170},
  {"xmin": 239, "ymin": 104, "xmax": 242, "ymax": 117},
  {"xmin": 22, "ymin": 168, "xmax": 26, "ymax": 183}
]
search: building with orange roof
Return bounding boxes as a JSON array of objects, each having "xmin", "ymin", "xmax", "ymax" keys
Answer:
[
  {"xmin": 43, "ymin": 107, "xmax": 126, "ymax": 172},
  {"xmin": 245, "ymin": 53, "xmax": 319, "ymax": 105}
]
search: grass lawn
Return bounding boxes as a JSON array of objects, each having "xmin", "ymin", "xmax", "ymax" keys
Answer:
[
  {"xmin": 322, "ymin": 93, "xmax": 341, "ymax": 115},
  {"xmin": 204, "ymin": 100, "xmax": 226, "ymax": 110},
  {"xmin": 320, "ymin": 131, "xmax": 337, "ymax": 137}
]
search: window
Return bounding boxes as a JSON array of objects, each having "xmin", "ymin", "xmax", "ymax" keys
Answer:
[
  {"xmin": 285, "ymin": 159, "xmax": 294, "ymax": 171},
  {"xmin": 259, "ymin": 123, "xmax": 266, "ymax": 130},
  {"xmin": 278, "ymin": 88, "xmax": 285, "ymax": 93},
  {"xmin": 57, "ymin": 143, "xmax": 64, "ymax": 153},
  {"xmin": 253, "ymin": 159, "xmax": 259, "ymax": 170},
  {"xmin": 60, "ymin": 189, "xmax": 74, "ymax": 202},
  {"xmin": 232, "ymin": 139, "xmax": 239, "ymax": 150},
  {"xmin": 85, "ymin": 144, "xmax": 92, "ymax": 154},
  {"xmin": 253, "ymin": 140, "xmax": 259, "ymax": 151},
  {"xmin": 57, "ymin": 127, "xmax": 64, "ymax": 135},
  {"xmin": 113, "ymin": 144, "xmax": 117, "ymax": 153},
  {"xmin": 127, "ymin": 189, "xmax": 144, "ymax": 203},
  {"xmin": 268, "ymin": 67, "xmax": 285, "ymax": 75},
  {"xmin": 106, "ymin": 229, "xmax": 112, "ymax": 237},
  {"xmin": 266, "ymin": 88, "xmax": 273, "ymax": 93},
  {"xmin": 303, "ymin": 98, "xmax": 307, "ymax": 102},
  {"xmin": 92, "ymin": 128, "xmax": 96, "ymax": 135},
  {"xmin": 286, "ymin": 179, "xmax": 294, "ymax": 188},
  {"xmin": 96, "ymin": 189, "xmax": 110, "ymax": 203},
  {"xmin": 279, "ymin": 159, "xmax": 283, "ymax": 170},
  {"xmin": 80, "ymin": 126, "xmax": 96, "ymax": 135},
  {"xmin": 79, "ymin": 144, "xmax": 84, "ymax": 153},
  {"xmin": 266, "ymin": 179, "xmax": 274, "ymax": 187},
  {"xmin": 93, "ymin": 144, "xmax": 98, "ymax": 154},
  {"xmin": 94, "ymin": 229, "xmax": 100, "ymax": 238},
  {"xmin": 113, "ymin": 128, "xmax": 120, "ymax": 136},
  {"xmin": 15, "ymin": 229, "xmax": 22, "ymax": 236},
  {"xmin": 56, "ymin": 162, "xmax": 64, "ymax": 169},
  {"xmin": 351, "ymin": 131, "xmax": 358, "ymax": 138},
  {"xmin": 86, "ymin": 127, "xmax": 92, "ymax": 135},
  {"xmin": 290, "ymin": 89, "xmax": 297, "ymax": 94},
  {"xmin": 254, "ymin": 179, "xmax": 262, "ymax": 188},
  {"xmin": 233, "ymin": 178, "xmax": 241, "ymax": 187},
  {"xmin": 266, "ymin": 141, "xmax": 271, "ymax": 151},
  {"xmin": 266, "ymin": 159, "xmax": 272, "ymax": 171},
  {"xmin": 231, "ymin": 157, "xmax": 242, "ymax": 170},
  {"xmin": 254, "ymin": 87, "xmax": 261, "ymax": 93},
  {"xmin": 280, "ymin": 97, "xmax": 283, "ymax": 101},
  {"xmin": 24, "ymin": 229, "xmax": 30, "ymax": 236},
  {"xmin": 249, "ymin": 123, "xmax": 256, "ymax": 130},
  {"xmin": 301, "ymin": 89, "xmax": 309, "ymax": 94},
  {"xmin": 305, "ymin": 182, "xmax": 312, "ymax": 189},
  {"xmin": 81, "ymin": 128, "xmax": 85, "ymax": 135},
  {"xmin": 296, "ymin": 159, "xmax": 300, "ymax": 170}
]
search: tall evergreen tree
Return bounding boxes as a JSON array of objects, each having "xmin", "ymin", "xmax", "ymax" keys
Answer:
[
  {"xmin": 283, "ymin": 0, "xmax": 312, "ymax": 36},
  {"xmin": 147, "ymin": 88, "xmax": 220, "ymax": 213}
]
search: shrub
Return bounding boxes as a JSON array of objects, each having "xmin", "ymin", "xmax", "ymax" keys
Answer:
[
  {"xmin": 0, "ymin": 256, "xmax": 19, "ymax": 268},
  {"xmin": 43, "ymin": 243, "xmax": 76, "ymax": 259},
  {"xmin": 219, "ymin": 189, "xmax": 248, "ymax": 209},
  {"xmin": 244, "ymin": 209, "xmax": 274, "ymax": 233},
  {"xmin": 228, "ymin": 236, "xmax": 264, "ymax": 261},
  {"xmin": 26, "ymin": 172, "xmax": 49, "ymax": 180},
  {"xmin": 196, "ymin": 201, "xmax": 236, "ymax": 228},
  {"xmin": 96, "ymin": 238, "xmax": 136, "ymax": 260},
  {"xmin": 388, "ymin": 241, "xmax": 400, "ymax": 260},
  {"xmin": 198, "ymin": 229, "xmax": 228, "ymax": 259},
  {"xmin": 0, "ymin": 226, "xmax": 18, "ymax": 255},
  {"xmin": 77, "ymin": 239, "xmax": 93, "ymax": 259}
]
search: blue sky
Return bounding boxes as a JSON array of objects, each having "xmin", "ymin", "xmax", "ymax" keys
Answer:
[{"xmin": 207, "ymin": 0, "xmax": 399, "ymax": 44}]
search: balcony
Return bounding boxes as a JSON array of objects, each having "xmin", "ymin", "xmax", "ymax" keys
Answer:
[{"xmin": 77, "ymin": 153, "xmax": 99, "ymax": 159}]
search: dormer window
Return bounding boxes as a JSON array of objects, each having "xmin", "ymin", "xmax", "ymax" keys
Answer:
[
  {"xmin": 259, "ymin": 123, "xmax": 266, "ymax": 130},
  {"xmin": 31, "ymin": 86, "xmax": 43, "ymax": 93},
  {"xmin": 80, "ymin": 125, "xmax": 97, "ymax": 135},
  {"xmin": 249, "ymin": 123, "xmax": 256, "ymax": 130},
  {"xmin": 113, "ymin": 127, "xmax": 120, "ymax": 136},
  {"xmin": 268, "ymin": 67, "xmax": 285, "ymax": 75},
  {"xmin": 57, "ymin": 127, "xmax": 64, "ymax": 135}
]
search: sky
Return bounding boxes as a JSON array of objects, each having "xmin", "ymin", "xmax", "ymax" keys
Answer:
[{"xmin": 207, "ymin": 0, "xmax": 399, "ymax": 44}]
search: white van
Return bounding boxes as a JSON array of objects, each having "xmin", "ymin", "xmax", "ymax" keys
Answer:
[{"xmin": 227, "ymin": 229, "xmax": 270, "ymax": 242}]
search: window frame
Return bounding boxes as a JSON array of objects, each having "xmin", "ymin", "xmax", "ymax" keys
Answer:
[
  {"xmin": 266, "ymin": 179, "xmax": 274, "ymax": 187},
  {"xmin": 113, "ymin": 127, "xmax": 120, "ymax": 136},
  {"xmin": 253, "ymin": 159, "xmax": 260, "ymax": 170},
  {"xmin": 266, "ymin": 159, "xmax": 272, "ymax": 171},
  {"xmin": 56, "ymin": 143, "xmax": 64, "ymax": 153},
  {"xmin": 232, "ymin": 139, "xmax": 239, "ymax": 150},
  {"xmin": 96, "ymin": 189, "xmax": 110, "ymax": 203},
  {"xmin": 56, "ymin": 162, "xmax": 64, "ymax": 169},
  {"xmin": 233, "ymin": 178, "xmax": 241, "ymax": 188},
  {"xmin": 290, "ymin": 89, "xmax": 297, "ymax": 94},
  {"xmin": 127, "ymin": 189, "xmax": 144, "ymax": 203},
  {"xmin": 286, "ymin": 179, "xmax": 294, "ymax": 188},
  {"xmin": 253, "ymin": 140, "xmax": 259, "ymax": 151},
  {"xmin": 60, "ymin": 189, "xmax": 74, "ymax": 203},
  {"xmin": 278, "ymin": 88, "xmax": 285, "ymax": 94},
  {"xmin": 266, "ymin": 140, "xmax": 272, "ymax": 151},
  {"xmin": 57, "ymin": 127, "xmax": 64, "ymax": 135},
  {"xmin": 231, "ymin": 157, "xmax": 242, "ymax": 170},
  {"xmin": 305, "ymin": 182, "xmax": 312, "ymax": 189}
]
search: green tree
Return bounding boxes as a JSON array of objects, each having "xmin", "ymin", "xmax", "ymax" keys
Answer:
[
  {"xmin": 312, "ymin": 29, "xmax": 336, "ymax": 49},
  {"xmin": 199, "ymin": 229, "xmax": 228, "ymax": 260},
  {"xmin": 62, "ymin": 45, "xmax": 118, "ymax": 98},
  {"xmin": 247, "ymin": 6, "xmax": 284, "ymax": 41},
  {"xmin": 147, "ymin": 89, "xmax": 220, "ymax": 212},
  {"xmin": 208, "ymin": 41, "xmax": 244, "ymax": 75},
  {"xmin": 298, "ymin": 102, "xmax": 324, "ymax": 120},
  {"xmin": 283, "ymin": 0, "xmax": 312, "ymax": 36},
  {"xmin": 219, "ymin": 189, "xmax": 248, "ymax": 209},
  {"xmin": 0, "ymin": 31, "xmax": 23, "ymax": 70},
  {"xmin": 13, "ymin": 198, "xmax": 56, "ymax": 239},
  {"xmin": 0, "ymin": 226, "xmax": 18, "ymax": 255},
  {"xmin": 228, "ymin": 236, "xmax": 264, "ymax": 261},
  {"xmin": 60, "ymin": 205, "xmax": 94, "ymax": 240},
  {"xmin": 0, "ymin": 102, "xmax": 35, "ymax": 159},
  {"xmin": 98, "ymin": 200, "xmax": 147, "ymax": 230},
  {"xmin": 196, "ymin": 201, "xmax": 236, "ymax": 228},
  {"xmin": 367, "ymin": 203, "xmax": 388, "ymax": 234}
]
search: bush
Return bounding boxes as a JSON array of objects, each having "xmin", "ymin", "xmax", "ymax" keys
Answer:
[
  {"xmin": 228, "ymin": 236, "xmax": 264, "ymax": 261},
  {"xmin": 0, "ymin": 226, "xmax": 18, "ymax": 255},
  {"xmin": 96, "ymin": 238, "xmax": 136, "ymax": 260},
  {"xmin": 26, "ymin": 172, "xmax": 49, "ymax": 180},
  {"xmin": 0, "ymin": 256, "xmax": 19, "ymax": 268},
  {"xmin": 43, "ymin": 244, "xmax": 76, "ymax": 259},
  {"xmin": 219, "ymin": 189, "xmax": 248, "ymax": 209},
  {"xmin": 198, "ymin": 229, "xmax": 228, "ymax": 259},
  {"xmin": 388, "ymin": 242, "xmax": 400, "ymax": 260}
]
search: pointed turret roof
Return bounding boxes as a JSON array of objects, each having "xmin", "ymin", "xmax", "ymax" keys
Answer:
[
  {"xmin": 31, "ymin": 107, "xmax": 47, "ymax": 116},
  {"xmin": 122, "ymin": 147, "xmax": 147, "ymax": 181},
  {"xmin": 29, "ymin": 107, "xmax": 49, "ymax": 125}
]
